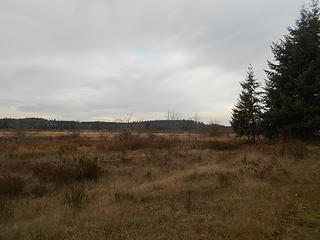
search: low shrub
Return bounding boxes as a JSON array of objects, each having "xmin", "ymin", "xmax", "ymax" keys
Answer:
[
  {"xmin": 107, "ymin": 134, "xmax": 150, "ymax": 151},
  {"xmin": 113, "ymin": 191, "xmax": 137, "ymax": 203},
  {"xmin": 216, "ymin": 172, "xmax": 235, "ymax": 187},
  {"xmin": 259, "ymin": 138, "xmax": 309, "ymax": 159},
  {"xmin": 29, "ymin": 228, "xmax": 45, "ymax": 240},
  {"xmin": 31, "ymin": 183, "xmax": 48, "ymax": 198},
  {"xmin": 32, "ymin": 153, "xmax": 101, "ymax": 184},
  {"xmin": 152, "ymin": 136, "xmax": 180, "ymax": 149},
  {"xmin": 0, "ymin": 197, "xmax": 13, "ymax": 224},
  {"xmin": 285, "ymin": 139, "xmax": 308, "ymax": 160},
  {"xmin": 105, "ymin": 132, "xmax": 181, "ymax": 151},
  {"xmin": 184, "ymin": 191, "xmax": 192, "ymax": 213},
  {"xmin": 119, "ymin": 137, "xmax": 150, "ymax": 150},
  {"xmin": 201, "ymin": 140, "xmax": 243, "ymax": 151},
  {"xmin": 239, "ymin": 157, "xmax": 287, "ymax": 180},
  {"xmin": 207, "ymin": 123, "xmax": 223, "ymax": 137},
  {"xmin": 113, "ymin": 131, "xmax": 133, "ymax": 142},
  {"xmin": 0, "ymin": 175, "xmax": 25, "ymax": 197},
  {"xmin": 57, "ymin": 143, "xmax": 79, "ymax": 158},
  {"xmin": 64, "ymin": 185, "xmax": 87, "ymax": 209},
  {"xmin": 95, "ymin": 141, "xmax": 108, "ymax": 152}
]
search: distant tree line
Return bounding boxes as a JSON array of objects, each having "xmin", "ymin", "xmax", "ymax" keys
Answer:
[
  {"xmin": 231, "ymin": 1, "xmax": 320, "ymax": 141},
  {"xmin": 0, "ymin": 118, "xmax": 231, "ymax": 133}
]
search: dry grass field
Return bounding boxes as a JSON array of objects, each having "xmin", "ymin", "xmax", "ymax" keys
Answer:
[{"xmin": 0, "ymin": 130, "xmax": 319, "ymax": 240}]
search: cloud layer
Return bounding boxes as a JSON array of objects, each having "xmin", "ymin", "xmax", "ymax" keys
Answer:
[{"xmin": 0, "ymin": 0, "xmax": 308, "ymax": 124}]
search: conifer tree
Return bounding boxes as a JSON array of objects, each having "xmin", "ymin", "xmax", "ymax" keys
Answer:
[
  {"xmin": 231, "ymin": 66, "xmax": 262, "ymax": 143},
  {"xmin": 263, "ymin": 0, "xmax": 320, "ymax": 139}
]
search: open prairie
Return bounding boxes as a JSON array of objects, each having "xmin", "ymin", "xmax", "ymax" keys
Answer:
[{"xmin": 0, "ymin": 131, "xmax": 319, "ymax": 240}]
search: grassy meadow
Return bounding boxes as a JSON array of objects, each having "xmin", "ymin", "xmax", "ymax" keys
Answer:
[{"xmin": 0, "ymin": 130, "xmax": 319, "ymax": 239}]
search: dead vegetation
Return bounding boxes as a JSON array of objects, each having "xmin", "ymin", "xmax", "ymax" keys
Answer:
[{"xmin": 0, "ymin": 131, "xmax": 319, "ymax": 239}]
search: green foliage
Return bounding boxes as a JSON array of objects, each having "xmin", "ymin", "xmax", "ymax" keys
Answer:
[
  {"xmin": 231, "ymin": 65, "xmax": 262, "ymax": 142},
  {"xmin": 263, "ymin": 1, "xmax": 320, "ymax": 139}
]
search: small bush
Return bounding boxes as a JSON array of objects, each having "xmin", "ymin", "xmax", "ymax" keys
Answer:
[
  {"xmin": 0, "ymin": 197, "xmax": 13, "ymax": 224},
  {"xmin": 64, "ymin": 185, "xmax": 87, "ymax": 209},
  {"xmin": 0, "ymin": 175, "xmax": 25, "ymax": 197},
  {"xmin": 113, "ymin": 191, "xmax": 137, "ymax": 203},
  {"xmin": 202, "ymin": 140, "xmax": 242, "ymax": 151},
  {"xmin": 31, "ymin": 183, "xmax": 47, "ymax": 198},
  {"xmin": 95, "ymin": 141, "xmax": 108, "ymax": 152},
  {"xmin": 14, "ymin": 127, "xmax": 26, "ymax": 138},
  {"xmin": 207, "ymin": 123, "xmax": 223, "ymax": 137},
  {"xmin": 107, "ymin": 134, "xmax": 150, "ymax": 151},
  {"xmin": 286, "ymin": 139, "xmax": 308, "ymax": 160},
  {"xmin": 239, "ymin": 157, "xmax": 287, "ymax": 180},
  {"xmin": 106, "ymin": 132, "xmax": 180, "ymax": 151},
  {"xmin": 29, "ymin": 228, "xmax": 45, "ymax": 240},
  {"xmin": 152, "ymin": 137, "xmax": 179, "ymax": 149},
  {"xmin": 80, "ymin": 158, "xmax": 101, "ymax": 180},
  {"xmin": 260, "ymin": 138, "xmax": 309, "ymax": 159},
  {"xmin": 57, "ymin": 143, "xmax": 79, "ymax": 158},
  {"xmin": 144, "ymin": 171, "xmax": 152, "ymax": 180},
  {"xmin": 32, "ymin": 153, "xmax": 101, "ymax": 184},
  {"xmin": 113, "ymin": 131, "xmax": 133, "ymax": 142},
  {"xmin": 70, "ymin": 130, "xmax": 80, "ymax": 138},
  {"xmin": 184, "ymin": 191, "xmax": 192, "ymax": 213},
  {"xmin": 183, "ymin": 171, "xmax": 206, "ymax": 182},
  {"xmin": 216, "ymin": 172, "xmax": 234, "ymax": 187}
]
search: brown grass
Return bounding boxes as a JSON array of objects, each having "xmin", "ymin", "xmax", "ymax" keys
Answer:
[{"xmin": 0, "ymin": 131, "xmax": 319, "ymax": 239}]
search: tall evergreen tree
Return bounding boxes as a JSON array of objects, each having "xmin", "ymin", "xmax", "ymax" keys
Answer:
[
  {"xmin": 231, "ymin": 66, "xmax": 262, "ymax": 143},
  {"xmin": 263, "ymin": 0, "xmax": 320, "ymax": 139}
]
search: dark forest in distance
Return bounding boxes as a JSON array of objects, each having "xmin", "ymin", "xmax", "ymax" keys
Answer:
[{"xmin": 0, "ymin": 118, "xmax": 232, "ymax": 133}]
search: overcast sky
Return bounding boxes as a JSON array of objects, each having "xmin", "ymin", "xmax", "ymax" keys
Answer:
[{"xmin": 0, "ymin": 0, "xmax": 309, "ymax": 124}]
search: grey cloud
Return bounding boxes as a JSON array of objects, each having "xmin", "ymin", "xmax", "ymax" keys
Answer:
[{"xmin": 0, "ymin": 0, "xmax": 308, "ymax": 124}]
